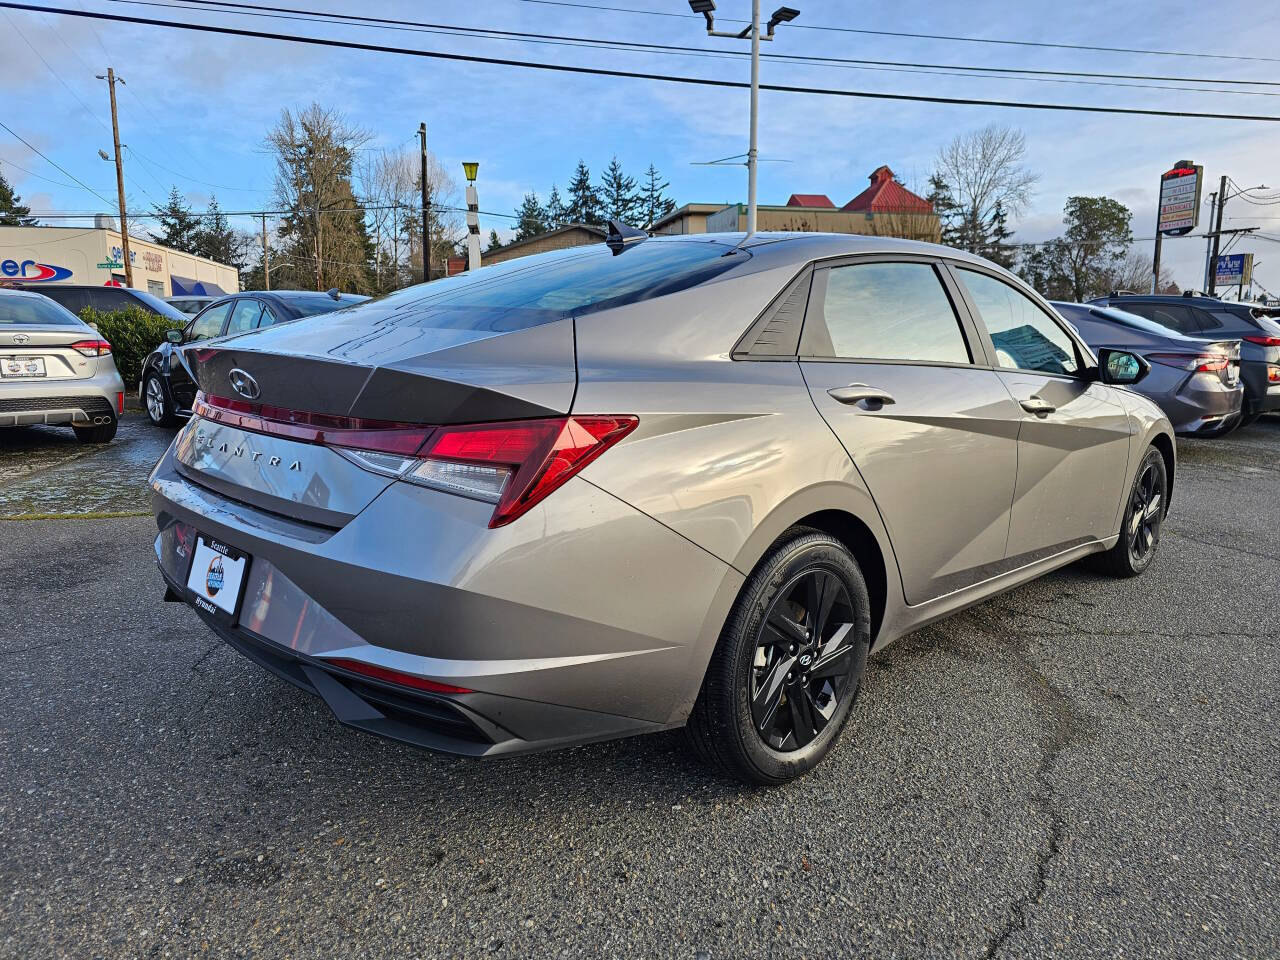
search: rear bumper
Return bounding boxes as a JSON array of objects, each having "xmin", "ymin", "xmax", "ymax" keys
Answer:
[
  {"xmin": 149, "ymin": 439, "xmax": 742, "ymax": 757},
  {"xmin": 0, "ymin": 369, "xmax": 125, "ymax": 427},
  {"xmin": 1140, "ymin": 375, "xmax": 1243, "ymax": 436}
]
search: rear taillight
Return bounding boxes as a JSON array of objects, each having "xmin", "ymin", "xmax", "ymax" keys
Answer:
[
  {"xmin": 1269, "ymin": 365, "xmax": 1280, "ymax": 384},
  {"xmin": 325, "ymin": 657, "xmax": 472, "ymax": 694},
  {"xmin": 409, "ymin": 416, "xmax": 638, "ymax": 527},
  {"xmin": 194, "ymin": 393, "xmax": 434, "ymax": 455},
  {"xmin": 116, "ymin": 392, "xmax": 124, "ymax": 415},
  {"xmin": 1146, "ymin": 352, "xmax": 1230, "ymax": 374},
  {"xmin": 70, "ymin": 339, "xmax": 112, "ymax": 357},
  {"xmin": 1244, "ymin": 335, "xmax": 1280, "ymax": 346}
]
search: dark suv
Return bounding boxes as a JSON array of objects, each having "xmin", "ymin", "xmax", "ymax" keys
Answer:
[
  {"xmin": 139, "ymin": 289, "xmax": 368, "ymax": 426},
  {"xmin": 1090, "ymin": 293, "xmax": 1280, "ymax": 426},
  {"xmin": 17, "ymin": 284, "xmax": 190, "ymax": 324}
]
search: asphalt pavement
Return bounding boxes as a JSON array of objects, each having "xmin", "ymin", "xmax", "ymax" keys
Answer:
[{"xmin": 1, "ymin": 413, "xmax": 1277, "ymax": 960}]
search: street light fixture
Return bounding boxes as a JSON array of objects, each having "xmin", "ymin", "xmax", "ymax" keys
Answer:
[
  {"xmin": 690, "ymin": 0, "xmax": 800, "ymax": 236},
  {"xmin": 462, "ymin": 161, "xmax": 479, "ymax": 183}
]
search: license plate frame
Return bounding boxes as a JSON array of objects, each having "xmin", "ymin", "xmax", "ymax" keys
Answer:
[
  {"xmin": 1, "ymin": 356, "xmax": 46, "ymax": 378},
  {"xmin": 184, "ymin": 534, "xmax": 251, "ymax": 626}
]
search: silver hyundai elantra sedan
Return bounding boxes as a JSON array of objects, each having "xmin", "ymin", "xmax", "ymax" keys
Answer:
[{"xmin": 149, "ymin": 231, "xmax": 1174, "ymax": 783}]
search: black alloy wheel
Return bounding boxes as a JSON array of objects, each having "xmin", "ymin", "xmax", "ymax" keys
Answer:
[
  {"xmin": 1127, "ymin": 459, "xmax": 1164, "ymax": 566},
  {"xmin": 686, "ymin": 528, "xmax": 871, "ymax": 784},
  {"xmin": 751, "ymin": 568, "xmax": 856, "ymax": 752}
]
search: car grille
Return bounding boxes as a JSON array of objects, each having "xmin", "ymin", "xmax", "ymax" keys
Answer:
[{"xmin": 0, "ymin": 395, "xmax": 114, "ymax": 416}]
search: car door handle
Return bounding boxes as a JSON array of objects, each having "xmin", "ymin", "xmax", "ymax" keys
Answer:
[
  {"xmin": 827, "ymin": 383, "xmax": 896, "ymax": 408},
  {"xmin": 1020, "ymin": 395, "xmax": 1056, "ymax": 416}
]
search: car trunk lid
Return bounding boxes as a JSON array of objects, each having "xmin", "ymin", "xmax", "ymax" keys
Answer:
[{"xmin": 0, "ymin": 325, "xmax": 101, "ymax": 381}]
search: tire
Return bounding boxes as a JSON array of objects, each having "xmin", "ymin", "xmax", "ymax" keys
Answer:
[
  {"xmin": 72, "ymin": 418, "xmax": 117, "ymax": 444},
  {"xmin": 1091, "ymin": 445, "xmax": 1167, "ymax": 578},
  {"xmin": 686, "ymin": 528, "xmax": 871, "ymax": 785},
  {"xmin": 143, "ymin": 370, "xmax": 177, "ymax": 427}
]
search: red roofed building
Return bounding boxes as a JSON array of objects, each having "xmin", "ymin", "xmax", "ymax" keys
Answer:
[
  {"xmin": 785, "ymin": 193, "xmax": 835, "ymax": 209},
  {"xmin": 842, "ymin": 166, "xmax": 933, "ymax": 214}
]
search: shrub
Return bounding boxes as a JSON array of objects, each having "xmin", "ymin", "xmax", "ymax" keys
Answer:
[{"xmin": 80, "ymin": 305, "xmax": 182, "ymax": 388}]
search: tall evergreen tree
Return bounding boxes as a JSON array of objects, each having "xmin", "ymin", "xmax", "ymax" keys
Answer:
[
  {"xmin": 925, "ymin": 173, "xmax": 962, "ymax": 247},
  {"xmin": 983, "ymin": 201, "xmax": 1017, "ymax": 269},
  {"xmin": 544, "ymin": 184, "xmax": 565, "ymax": 229},
  {"xmin": 638, "ymin": 163, "xmax": 676, "ymax": 230},
  {"xmin": 152, "ymin": 187, "xmax": 201, "ymax": 253},
  {"xmin": 0, "ymin": 169, "xmax": 37, "ymax": 226},
  {"xmin": 598, "ymin": 156, "xmax": 640, "ymax": 224},
  {"xmin": 565, "ymin": 160, "xmax": 602, "ymax": 226},
  {"xmin": 193, "ymin": 196, "xmax": 248, "ymax": 270},
  {"xmin": 485, "ymin": 228, "xmax": 503, "ymax": 252},
  {"xmin": 513, "ymin": 192, "xmax": 548, "ymax": 241}
]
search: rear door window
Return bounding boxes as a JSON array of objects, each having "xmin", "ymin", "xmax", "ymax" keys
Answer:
[
  {"xmin": 807, "ymin": 261, "xmax": 971, "ymax": 364},
  {"xmin": 225, "ymin": 299, "xmax": 264, "ymax": 336},
  {"xmin": 959, "ymin": 269, "xmax": 1080, "ymax": 376}
]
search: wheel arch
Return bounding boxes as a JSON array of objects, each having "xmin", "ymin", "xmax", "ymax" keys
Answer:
[{"xmin": 1149, "ymin": 430, "xmax": 1175, "ymax": 512}]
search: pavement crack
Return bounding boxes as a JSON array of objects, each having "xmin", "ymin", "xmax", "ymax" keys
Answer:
[{"xmin": 1163, "ymin": 529, "xmax": 1280, "ymax": 564}]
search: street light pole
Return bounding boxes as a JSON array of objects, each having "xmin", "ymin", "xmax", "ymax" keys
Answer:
[{"xmin": 691, "ymin": 2, "xmax": 799, "ymax": 237}]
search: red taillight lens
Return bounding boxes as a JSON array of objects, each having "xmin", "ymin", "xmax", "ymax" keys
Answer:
[
  {"xmin": 70, "ymin": 339, "xmax": 112, "ymax": 357},
  {"xmin": 116, "ymin": 391, "xmax": 124, "ymax": 415},
  {"xmin": 1244, "ymin": 335, "xmax": 1280, "ymax": 346},
  {"xmin": 1268, "ymin": 365, "xmax": 1280, "ymax": 383},
  {"xmin": 1146, "ymin": 352, "xmax": 1229, "ymax": 374},
  {"xmin": 412, "ymin": 415, "xmax": 639, "ymax": 527},
  {"xmin": 325, "ymin": 657, "xmax": 472, "ymax": 694},
  {"xmin": 194, "ymin": 392, "xmax": 435, "ymax": 455}
]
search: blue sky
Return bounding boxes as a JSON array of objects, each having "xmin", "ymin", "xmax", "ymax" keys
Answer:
[{"xmin": 3, "ymin": 0, "xmax": 1279, "ymax": 293}]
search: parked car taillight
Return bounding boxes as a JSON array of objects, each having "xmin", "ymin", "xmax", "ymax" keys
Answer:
[
  {"xmin": 1146, "ymin": 352, "xmax": 1230, "ymax": 374},
  {"xmin": 1244, "ymin": 335, "xmax": 1280, "ymax": 346},
  {"xmin": 194, "ymin": 392, "xmax": 638, "ymax": 528},
  {"xmin": 70, "ymin": 339, "xmax": 112, "ymax": 357},
  {"xmin": 1268, "ymin": 365, "xmax": 1280, "ymax": 384},
  {"xmin": 343, "ymin": 416, "xmax": 639, "ymax": 527}
]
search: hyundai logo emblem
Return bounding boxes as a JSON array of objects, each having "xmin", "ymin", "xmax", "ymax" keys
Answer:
[
  {"xmin": 798, "ymin": 653, "xmax": 813, "ymax": 667},
  {"xmin": 228, "ymin": 368, "xmax": 261, "ymax": 400},
  {"xmin": 12, "ymin": 333, "xmax": 29, "ymax": 344}
]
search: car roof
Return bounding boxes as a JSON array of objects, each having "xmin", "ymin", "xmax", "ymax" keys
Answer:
[
  {"xmin": 0, "ymin": 286, "xmax": 58, "ymax": 301},
  {"xmin": 697, "ymin": 231, "xmax": 1000, "ymax": 268}
]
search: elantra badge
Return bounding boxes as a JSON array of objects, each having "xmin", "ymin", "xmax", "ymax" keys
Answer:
[{"xmin": 229, "ymin": 368, "xmax": 261, "ymax": 400}]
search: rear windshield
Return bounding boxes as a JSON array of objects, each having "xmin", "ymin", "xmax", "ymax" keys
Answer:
[
  {"xmin": 278, "ymin": 293, "xmax": 371, "ymax": 316},
  {"xmin": 128, "ymin": 288, "xmax": 190, "ymax": 322},
  {"xmin": 365, "ymin": 238, "xmax": 748, "ymax": 332},
  {"xmin": 1087, "ymin": 304, "xmax": 1190, "ymax": 338},
  {"xmin": 0, "ymin": 294, "xmax": 81, "ymax": 325}
]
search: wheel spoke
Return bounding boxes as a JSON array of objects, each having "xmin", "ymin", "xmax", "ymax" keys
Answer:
[
  {"xmin": 787, "ymin": 683, "xmax": 817, "ymax": 747},
  {"xmin": 1143, "ymin": 493, "xmax": 1162, "ymax": 521},
  {"xmin": 768, "ymin": 609, "xmax": 807, "ymax": 645},
  {"xmin": 810, "ymin": 622, "xmax": 854, "ymax": 679},
  {"xmin": 751, "ymin": 655, "xmax": 794, "ymax": 732}
]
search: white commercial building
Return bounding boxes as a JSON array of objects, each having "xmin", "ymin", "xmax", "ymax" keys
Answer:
[{"xmin": 0, "ymin": 224, "xmax": 239, "ymax": 297}]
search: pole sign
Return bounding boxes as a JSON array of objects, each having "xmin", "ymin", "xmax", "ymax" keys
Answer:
[
  {"xmin": 1214, "ymin": 253, "xmax": 1253, "ymax": 288},
  {"xmin": 1157, "ymin": 162, "xmax": 1203, "ymax": 236}
]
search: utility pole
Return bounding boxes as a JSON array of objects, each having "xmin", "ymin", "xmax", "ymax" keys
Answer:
[
  {"xmin": 1202, "ymin": 191, "xmax": 1217, "ymax": 293},
  {"xmin": 1208, "ymin": 174, "xmax": 1228, "ymax": 296},
  {"xmin": 97, "ymin": 67, "xmax": 133, "ymax": 288},
  {"xmin": 463, "ymin": 162, "xmax": 481, "ymax": 271},
  {"xmin": 691, "ymin": 1, "xmax": 800, "ymax": 236},
  {"xmin": 261, "ymin": 213, "xmax": 270, "ymax": 291},
  {"xmin": 419, "ymin": 122, "xmax": 431, "ymax": 282}
]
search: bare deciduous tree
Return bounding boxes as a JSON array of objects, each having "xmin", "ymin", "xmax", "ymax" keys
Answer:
[{"xmin": 934, "ymin": 125, "xmax": 1038, "ymax": 254}]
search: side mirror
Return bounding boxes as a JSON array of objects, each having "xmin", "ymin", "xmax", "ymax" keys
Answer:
[
  {"xmin": 166, "ymin": 328, "xmax": 183, "ymax": 344},
  {"xmin": 1097, "ymin": 348, "xmax": 1149, "ymax": 386}
]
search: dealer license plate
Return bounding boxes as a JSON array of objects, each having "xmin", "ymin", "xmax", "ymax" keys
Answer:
[{"xmin": 185, "ymin": 535, "xmax": 250, "ymax": 624}]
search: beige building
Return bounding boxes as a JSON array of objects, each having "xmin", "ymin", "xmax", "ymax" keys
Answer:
[
  {"xmin": 650, "ymin": 203, "xmax": 731, "ymax": 236},
  {"xmin": 482, "ymin": 223, "xmax": 607, "ymax": 265},
  {"xmin": 652, "ymin": 166, "xmax": 941, "ymax": 243},
  {"xmin": 0, "ymin": 224, "xmax": 239, "ymax": 297}
]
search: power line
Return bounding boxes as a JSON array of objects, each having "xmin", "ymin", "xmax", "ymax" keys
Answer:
[
  {"xmin": 0, "ymin": 119, "xmax": 116, "ymax": 206},
  {"xmin": 124, "ymin": 143, "xmax": 273, "ymax": 194},
  {"xmin": 135, "ymin": 0, "xmax": 1280, "ymax": 89},
  {"xmin": 7, "ymin": 2, "xmax": 1280, "ymax": 123},
  {"xmin": 519, "ymin": 0, "xmax": 1280, "ymax": 64},
  {"xmin": 113, "ymin": 0, "xmax": 1280, "ymax": 99},
  {"xmin": 25, "ymin": 203, "xmax": 519, "ymax": 220}
]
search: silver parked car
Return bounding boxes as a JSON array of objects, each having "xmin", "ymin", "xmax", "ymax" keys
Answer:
[
  {"xmin": 0, "ymin": 287, "xmax": 125, "ymax": 443},
  {"xmin": 1053, "ymin": 301, "xmax": 1243, "ymax": 437},
  {"xmin": 149, "ymin": 233, "xmax": 1175, "ymax": 783}
]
